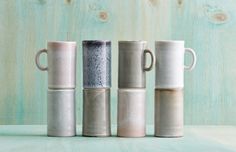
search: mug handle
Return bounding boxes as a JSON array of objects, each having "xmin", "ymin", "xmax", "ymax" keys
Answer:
[
  {"xmin": 144, "ymin": 49, "xmax": 156, "ymax": 71},
  {"xmin": 35, "ymin": 49, "xmax": 48, "ymax": 71},
  {"xmin": 184, "ymin": 48, "xmax": 197, "ymax": 71}
]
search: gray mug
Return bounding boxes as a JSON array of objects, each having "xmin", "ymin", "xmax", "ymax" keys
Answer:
[
  {"xmin": 83, "ymin": 88, "xmax": 111, "ymax": 137},
  {"xmin": 35, "ymin": 41, "xmax": 77, "ymax": 89},
  {"xmin": 118, "ymin": 41, "xmax": 155, "ymax": 88},
  {"xmin": 83, "ymin": 40, "xmax": 111, "ymax": 88},
  {"xmin": 47, "ymin": 89, "xmax": 76, "ymax": 137}
]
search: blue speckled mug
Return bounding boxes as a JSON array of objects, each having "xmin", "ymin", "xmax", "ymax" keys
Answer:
[{"xmin": 83, "ymin": 40, "xmax": 111, "ymax": 88}]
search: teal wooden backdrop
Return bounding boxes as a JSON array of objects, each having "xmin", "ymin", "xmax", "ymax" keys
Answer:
[{"xmin": 0, "ymin": 0, "xmax": 235, "ymax": 125}]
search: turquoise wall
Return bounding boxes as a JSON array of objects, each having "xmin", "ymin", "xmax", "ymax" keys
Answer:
[{"xmin": 0, "ymin": 0, "xmax": 235, "ymax": 125}]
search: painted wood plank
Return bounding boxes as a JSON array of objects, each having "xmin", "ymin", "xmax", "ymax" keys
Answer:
[{"xmin": 0, "ymin": 0, "xmax": 235, "ymax": 125}]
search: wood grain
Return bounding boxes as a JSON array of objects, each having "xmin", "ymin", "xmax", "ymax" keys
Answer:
[{"xmin": 0, "ymin": 0, "xmax": 235, "ymax": 125}]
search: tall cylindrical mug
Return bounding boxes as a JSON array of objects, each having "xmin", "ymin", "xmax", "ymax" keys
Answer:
[
  {"xmin": 155, "ymin": 41, "xmax": 196, "ymax": 89},
  {"xmin": 118, "ymin": 41, "xmax": 155, "ymax": 88},
  {"xmin": 117, "ymin": 88, "xmax": 146, "ymax": 137},
  {"xmin": 35, "ymin": 41, "xmax": 77, "ymax": 89},
  {"xmin": 83, "ymin": 40, "xmax": 111, "ymax": 88},
  {"xmin": 83, "ymin": 88, "xmax": 111, "ymax": 137},
  {"xmin": 47, "ymin": 89, "xmax": 76, "ymax": 137},
  {"xmin": 155, "ymin": 89, "xmax": 183, "ymax": 137}
]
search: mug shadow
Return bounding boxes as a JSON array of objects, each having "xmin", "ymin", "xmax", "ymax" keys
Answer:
[
  {"xmin": 0, "ymin": 133, "xmax": 161, "ymax": 138},
  {"xmin": 75, "ymin": 134, "xmax": 117, "ymax": 138},
  {"xmin": 0, "ymin": 133, "xmax": 47, "ymax": 137}
]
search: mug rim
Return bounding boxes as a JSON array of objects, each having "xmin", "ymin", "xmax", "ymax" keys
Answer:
[
  {"xmin": 47, "ymin": 41, "xmax": 77, "ymax": 48},
  {"xmin": 83, "ymin": 88, "xmax": 110, "ymax": 91},
  {"xmin": 48, "ymin": 41, "xmax": 76, "ymax": 44},
  {"xmin": 83, "ymin": 40, "xmax": 111, "ymax": 43},
  {"xmin": 119, "ymin": 40, "xmax": 147, "ymax": 44},
  {"xmin": 118, "ymin": 88, "xmax": 146, "ymax": 92},
  {"xmin": 48, "ymin": 89, "xmax": 75, "ymax": 92},
  {"xmin": 155, "ymin": 40, "xmax": 184, "ymax": 43}
]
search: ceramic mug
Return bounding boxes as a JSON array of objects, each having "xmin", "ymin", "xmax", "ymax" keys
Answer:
[
  {"xmin": 118, "ymin": 41, "xmax": 155, "ymax": 88},
  {"xmin": 35, "ymin": 41, "xmax": 77, "ymax": 89},
  {"xmin": 155, "ymin": 41, "xmax": 197, "ymax": 89},
  {"xmin": 83, "ymin": 88, "xmax": 111, "ymax": 137},
  {"xmin": 117, "ymin": 88, "xmax": 146, "ymax": 137},
  {"xmin": 83, "ymin": 40, "xmax": 111, "ymax": 88},
  {"xmin": 155, "ymin": 89, "xmax": 183, "ymax": 137},
  {"xmin": 47, "ymin": 89, "xmax": 76, "ymax": 137}
]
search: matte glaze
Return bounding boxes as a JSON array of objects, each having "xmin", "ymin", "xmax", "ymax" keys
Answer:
[
  {"xmin": 117, "ymin": 88, "xmax": 146, "ymax": 137},
  {"xmin": 47, "ymin": 89, "xmax": 76, "ymax": 137},
  {"xmin": 83, "ymin": 40, "xmax": 111, "ymax": 88},
  {"xmin": 35, "ymin": 41, "xmax": 77, "ymax": 89},
  {"xmin": 155, "ymin": 41, "xmax": 196, "ymax": 89},
  {"xmin": 118, "ymin": 41, "xmax": 155, "ymax": 88},
  {"xmin": 155, "ymin": 89, "xmax": 183, "ymax": 137},
  {"xmin": 83, "ymin": 88, "xmax": 111, "ymax": 136}
]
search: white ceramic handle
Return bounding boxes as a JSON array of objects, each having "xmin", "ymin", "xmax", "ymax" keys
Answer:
[
  {"xmin": 184, "ymin": 48, "xmax": 196, "ymax": 71},
  {"xmin": 144, "ymin": 49, "xmax": 156, "ymax": 71},
  {"xmin": 35, "ymin": 49, "xmax": 48, "ymax": 71}
]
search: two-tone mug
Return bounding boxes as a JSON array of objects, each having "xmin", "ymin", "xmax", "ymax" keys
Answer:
[
  {"xmin": 118, "ymin": 41, "xmax": 155, "ymax": 88},
  {"xmin": 155, "ymin": 41, "xmax": 196, "ymax": 89},
  {"xmin": 35, "ymin": 41, "xmax": 77, "ymax": 89}
]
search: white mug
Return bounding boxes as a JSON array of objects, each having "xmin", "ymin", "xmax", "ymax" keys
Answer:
[
  {"xmin": 35, "ymin": 41, "xmax": 77, "ymax": 89},
  {"xmin": 117, "ymin": 88, "xmax": 146, "ymax": 137},
  {"xmin": 155, "ymin": 41, "xmax": 197, "ymax": 89}
]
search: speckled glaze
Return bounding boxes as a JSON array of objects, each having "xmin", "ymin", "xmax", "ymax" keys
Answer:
[{"xmin": 83, "ymin": 40, "xmax": 111, "ymax": 88}]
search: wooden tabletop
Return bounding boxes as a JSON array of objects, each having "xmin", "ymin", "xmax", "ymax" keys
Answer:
[{"xmin": 0, "ymin": 125, "xmax": 235, "ymax": 152}]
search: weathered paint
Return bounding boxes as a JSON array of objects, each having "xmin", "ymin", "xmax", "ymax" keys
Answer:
[
  {"xmin": 0, "ymin": 0, "xmax": 236, "ymax": 125},
  {"xmin": 0, "ymin": 125, "xmax": 235, "ymax": 152}
]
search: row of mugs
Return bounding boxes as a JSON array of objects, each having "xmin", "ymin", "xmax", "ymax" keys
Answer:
[
  {"xmin": 35, "ymin": 40, "xmax": 197, "ymax": 89},
  {"xmin": 47, "ymin": 88, "xmax": 183, "ymax": 137},
  {"xmin": 119, "ymin": 88, "xmax": 184, "ymax": 137},
  {"xmin": 47, "ymin": 88, "xmax": 111, "ymax": 137}
]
